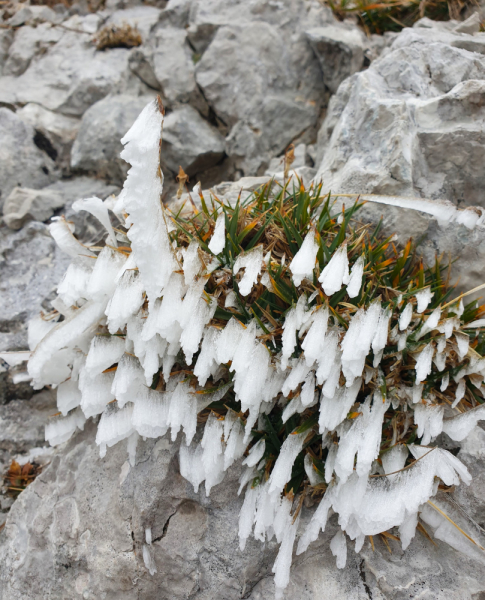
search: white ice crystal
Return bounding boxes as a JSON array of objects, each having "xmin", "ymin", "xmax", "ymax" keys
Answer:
[
  {"xmin": 346, "ymin": 256, "xmax": 364, "ymax": 298},
  {"xmin": 233, "ymin": 245, "xmax": 264, "ymax": 296},
  {"xmin": 208, "ymin": 213, "xmax": 226, "ymax": 255},
  {"xmin": 289, "ymin": 229, "xmax": 319, "ymax": 287},
  {"xmin": 319, "ymin": 244, "xmax": 349, "ymax": 296},
  {"xmin": 415, "ymin": 287, "xmax": 433, "ymax": 313}
]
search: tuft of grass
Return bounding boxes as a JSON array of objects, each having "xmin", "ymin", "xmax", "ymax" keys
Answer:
[
  {"xmin": 94, "ymin": 22, "xmax": 142, "ymax": 51},
  {"xmin": 320, "ymin": 0, "xmax": 476, "ymax": 34},
  {"xmin": 162, "ymin": 179, "xmax": 485, "ymax": 500}
]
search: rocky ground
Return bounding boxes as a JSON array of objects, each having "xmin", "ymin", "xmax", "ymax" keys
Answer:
[{"xmin": 2, "ymin": 0, "xmax": 485, "ymax": 597}]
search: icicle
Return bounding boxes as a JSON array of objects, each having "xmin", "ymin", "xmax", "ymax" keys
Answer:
[
  {"xmin": 45, "ymin": 408, "xmax": 86, "ymax": 446},
  {"xmin": 415, "ymin": 343, "xmax": 434, "ymax": 384},
  {"xmin": 319, "ymin": 244, "xmax": 349, "ymax": 296},
  {"xmin": 330, "ymin": 530, "xmax": 347, "ymax": 568},
  {"xmin": 269, "ymin": 433, "xmax": 305, "ymax": 495},
  {"xmin": 346, "ymin": 256, "xmax": 364, "ymax": 298},
  {"xmin": 208, "ymin": 213, "xmax": 226, "ymax": 255},
  {"xmin": 289, "ymin": 229, "xmax": 319, "ymax": 287},
  {"xmin": 399, "ymin": 303, "xmax": 413, "ymax": 331},
  {"xmin": 49, "ymin": 217, "xmax": 96, "ymax": 258},
  {"xmin": 233, "ymin": 245, "xmax": 264, "ymax": 296},
  {"xmin": 415, "ymin": 287, "xmax": 433, "ymax": 313},
  {"xmin": 119, "ymin": 99, "xmax": 176, "ymax": 301}
]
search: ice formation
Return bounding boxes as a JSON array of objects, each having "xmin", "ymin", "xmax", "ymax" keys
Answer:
[
  {"xmin": 290, "ymin": 229, "xmax": 319, "ymax": 287},
  {"xmin": 7, "ymin": 98, "xmax": 485, "ymax": 596}
]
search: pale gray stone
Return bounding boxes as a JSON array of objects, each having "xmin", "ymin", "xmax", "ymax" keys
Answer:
[
  {"xmin": 0, "ymin": 418, "xmax": 484, "ymax": 599},
  {"xmin": 306, "ymin": 25, "xmax": 366, "ymax": 93},
  {"xmin": 71, "ymin": 94, "xmax": 155, "ymax": 183},
  {"xmin": 162, "ymin": 105, "xmax": 225, "ymax": 176},
  {"xmin": 0, "ymin": 29, "xmax": 14, "ymax": 77},
  {"xmin": 0, "ymin": 108, "xmax": 56, "ymax": 208},
  {"xmin": 0, "ymin": 28, "xmax": 132, "ymax": 117},
  {"xmin": 0, "ymin": 222, "xmax": 70, "ymax": 351},
  {"xmin": 151, "ymin": 27, "xmax": 208, "ymax": 113},
  {"xmin": 3, "ymin": 187, "xmax": 65, "ymax": 230},
  {"xmin": 17, "ymin": 104, "xmax": 81, "ymax": 175},
  {"xmin": 105, "ymin": 6, "xmax": 162, "ymax": 40},
  {"xmin": 196, "ymin": 21, "xmax": 325, "ymax": 175},
  {"xmin": 315, "ymin": 27, "xmax": 485, "ymax": 207}
]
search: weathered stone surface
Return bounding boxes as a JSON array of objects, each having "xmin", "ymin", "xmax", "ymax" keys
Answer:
[
  {"xmin": 105, "ymin": 6, "xmax": 161, "ymax": 40},
  {"xmin": 7, "ymin": 4, "xmax": 60, "ymax": 27},
  {"xmin": 71, "ymin": 94, "xmax": 154, "ymax": 183},
  {"xmin": 0, "ymin": 109, "xmax": 56, "ymax": 209},
  {"xmin": 133, "ymin": 26, "xmax": 209, "ymax": 114},
  {"xmin": 17, "ymin": 103, "xmax": 81, "ymax": 175},
  {"xmin": 0, "ymin": 27, "xmax": 132, "ymax": 117},
  {"xmin": 162, "ymin": 105, "xmax": 225, "ymax": 176},
  {"xmin": 315, "ymin": 26, "xmax": 485, "ymax": 207},
  {"xmin": 306, "ymin": 25, "xmax": 367, "ymax": 94},
  {"xmin": 0, "ymin": 418, "xmax": 484, "ymax": 599},
  {"xmin": 2, "ymin": 187, "xmax": 65, "ymax": 230},
  {"xmin": 196, "ymin": 21, "xmax": 325, "ymax": 174},
  {"xmin": 2, "ymin": 23, "xmax": 63, "ymax": 77},
  {"xmin": 0, "ymin": 29, "xmax": 14, "ymax": 77}
]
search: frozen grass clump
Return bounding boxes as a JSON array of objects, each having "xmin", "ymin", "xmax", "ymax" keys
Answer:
[{"xmin": 10, "ymin": 99, "xmax": 485, "ymax": 594}]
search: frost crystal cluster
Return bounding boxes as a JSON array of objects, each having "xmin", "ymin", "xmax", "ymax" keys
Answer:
[{"xmin": 11, "ymin": 100, "xmax": 485, "ymax": 595}]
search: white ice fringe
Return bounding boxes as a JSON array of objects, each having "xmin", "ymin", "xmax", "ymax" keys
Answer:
[
  {"xmin": 319, "ymin": 244, "xmax": 349, "ymax": 296},
  {"xmin": 290, "ymin": 229, "xmax": 319, "ymax": 287}
]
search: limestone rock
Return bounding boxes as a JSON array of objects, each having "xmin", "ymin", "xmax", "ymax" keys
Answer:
[
  {"xmin": 7, "ymin": 4, "xmax": 60, "ymax": 27},
  {"xmin": 105, "ymin": 6, "xmax": 162, "ymax": 40},
  {"xmin": 196, "ymin": 22, "xmax": 324, "ymax": 174},
  {"xmin": 161, "ymin": 105, "xmax": 225, "ymax": 176},
  {"xmin": 71, "ymin": 94, "xmax": 154, "ymax": 183},
  {"xmin": 314, "ymin": 26, "xmax": 485, "ymax": 207},
  {"xmin": 0, "ymin": 109, "xmax": 56, "ymax": 209},
  {"xmin": 151, "ymin": 27, "xmax": 208, "ymax": 113},
  {"xmin": 0, "ymin": 27, "xmax": 132, "ymax": 117},
  {"xmin": 17, "ymin": 103, "xmax": 81, "ymax": 175},
  {"xmin": 0, "ymin": 419, "xmax": 484, "ymax": 599},
  {"xmin": 0, "ymin": 29, "xmax": 14, "ymax": 77},
  {"xmin": 3, "ymin": 188, "xmax": 65, "ymax": 230},
  {"xmin": 306, "ymin": 25, "xmax": 366, "ymax": 93}
]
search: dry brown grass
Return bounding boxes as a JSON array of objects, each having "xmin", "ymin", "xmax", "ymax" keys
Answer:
[{"xmin": 93, "ymin": 22, "xmax": 142, "ymax": 50}]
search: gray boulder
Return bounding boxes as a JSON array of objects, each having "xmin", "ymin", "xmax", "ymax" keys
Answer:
[
  {"xmin": 314, "ymin": 26, "xmax": 485, "ymax": 207},
  {"xmin": 0, "ymin": 29, "xmax": 14, "ymax": 77},
  {"xmin": 71, "ymin": 94, "xmax": 155, "ymax": 183},
  {"xmin": 104, "ymin": 6, "xmax": 162, "ymax": 40},
  {"xmin": 3, "ymin": 187, "xmax": 65, "ymax": 230},
  {"xmin": 0, "ymin": 23, "xmax": 132, "ymax": 117},
  {"xmin": 162, "ymin": 105, "xmax": 225, "ymax": 176},
  {"xmin": 2, "ymin": 23, "xmax": 63, "ymax": 77},
  {"xmin": 0, "ymin": 108, "xmax": 56, "ymax": 209},
  {"xmin": 306, "ymin": 25, "xmax": 367, "ymax": 94},
  {"xmin": 0, "ymin": 418, "xmax": 484, "ymax": 599},
  {"xmin": 17, "ymin": 103, "xmax": 81, "ymax": 175},
  {"xmin": 196, "ymin": 22, "xmax": 324, "ymax": 175},
  {"xmin": 129, "ymin": 27, "xmax": 209, "ymax": 115}
]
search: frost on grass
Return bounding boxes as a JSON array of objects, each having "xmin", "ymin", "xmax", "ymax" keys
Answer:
[{"xmin": 8, "ymin": 98, "xmax": 485, "ymax": 595}]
